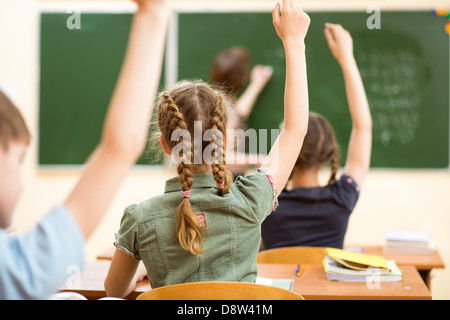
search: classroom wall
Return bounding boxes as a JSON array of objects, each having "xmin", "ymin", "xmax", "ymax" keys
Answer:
[{"xmin": 1, "ymin": 0, "xmax": 449, "ymax": 299}]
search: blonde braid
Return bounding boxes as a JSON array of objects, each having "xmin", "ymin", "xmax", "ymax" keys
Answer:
[
  {"xmin": 210, "ymin": 94, "xmax": 232, "ymax": 196},
  {"xmin": 161, "ymin": 93, "xmax": 204, "ymax": 256}
]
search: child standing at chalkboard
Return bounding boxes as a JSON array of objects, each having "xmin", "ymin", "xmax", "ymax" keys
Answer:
[
  {"xmin": 210, "ymin": 47, "xmax": 273, "ymax": 175},
  {"xmin": 261, "ymin": 23, "xmax": 372, "ymax": 250},
  {"xmin": 0, "ymin": 0, "xmax": 169, "ymax": 299},
  {"xmin": 105, "ymin": 0, "xmax": 310, "ymax": 297},
  {"xmin": 210, "ymin": 46, "xmax": 273, "ymax": 129}
]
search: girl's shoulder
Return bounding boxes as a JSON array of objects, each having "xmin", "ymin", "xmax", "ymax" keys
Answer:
[
  {"xmin": 324, "ymin": 173, "xmax": 361, "ymax": 211},
  {"xmin": 122, "ymin": 193, "xmax": 173, "ymax": 221},
  {"xmin": 231, "ymin": 168, "xmax": 279, "ymax": 218},
  {"xmin": 280, "ymin": 173, "xmax": 360, "ymax": 207},
  {"xmin": 330, "ymin": 173, "xmax": 360, "ymax": 194},
  {"xmin": 232, "ymin": 169, "xmax": 277, "ymax": 196}
]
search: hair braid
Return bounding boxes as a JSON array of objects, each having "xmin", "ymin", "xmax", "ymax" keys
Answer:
[
  {"xmin": 210, "ymin": 94, "xmax": 232, "ymax": 196},
  {"xmin": 327, "ymin": 152, "xmax": 340, "ymax": 186},
  {"xmin": 155, "ymin": 82, "xmax": 235, "ymax": 256},
  {"xmin": 289, "ymin": 112, "xmax": 340, "ymax": 187},
  {"xmin": 161, "ymin": 93, "xmax": 204, "ymax": 256}
]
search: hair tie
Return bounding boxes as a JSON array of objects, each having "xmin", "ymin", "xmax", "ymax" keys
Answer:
[
  {"xmin": 217, "ymin": 182, "xmax": 224, "ymax": 189},
  {"xmin": 182, "ymin": 190, "xmax": 191, "ymax": 199}
]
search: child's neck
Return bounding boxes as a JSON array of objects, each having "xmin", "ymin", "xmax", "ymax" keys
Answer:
[
  {"xmin": 289, "ymin": 167, "xmax": 320, "ymax": 188},
  {"xmin": 191, "ymin": 164, "xmax": 213, "ymax": 174}
]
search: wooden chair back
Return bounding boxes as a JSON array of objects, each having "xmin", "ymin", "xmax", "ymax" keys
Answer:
[
  {"xmin": 136, "ymin": 281, "xmax": 304, "ymax": 300},
  {"xmin": 257, "ymin": 247, "xmax": 327, "ymax": 264}
]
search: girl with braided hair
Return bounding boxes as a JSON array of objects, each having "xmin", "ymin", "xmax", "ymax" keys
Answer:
[
  {"xmin": 105, "ymin": 0, "xmax": 310, "ymax": 297},
  {"xmin": 261, "ymin": 23, "xmax": 372, "ymax": 250}
]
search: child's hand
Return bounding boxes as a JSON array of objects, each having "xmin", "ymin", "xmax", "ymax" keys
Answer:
[
  {"xmin": 324, "ymin": 23, "xmax": 354, "ymax": 64},
  {"xmin": 249, "ymin": 65, "xmax": 273, "ymax": 90},
  {"xmin": 272, "ymin": 0, "xmax": 310, "ymax": 46}
]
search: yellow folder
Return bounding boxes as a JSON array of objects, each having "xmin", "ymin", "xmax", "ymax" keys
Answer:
[{"xmin": 326, "ymin": 248, "xmax": 390, "ymax": 270}]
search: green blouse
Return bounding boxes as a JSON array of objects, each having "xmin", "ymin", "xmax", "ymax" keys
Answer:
[{"xmin": 114, "ymin": 170, "xmax": 277, "ymax": 289}]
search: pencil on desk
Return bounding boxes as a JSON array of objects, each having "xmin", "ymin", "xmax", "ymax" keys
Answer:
[{"xmin": 295, "ymin": 264, "xmax": 304, "ymax": 277}]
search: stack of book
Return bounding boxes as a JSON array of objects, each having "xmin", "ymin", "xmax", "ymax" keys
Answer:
[
  {"xmin": 383, "ymin": 230, "xmax": 435, "ymax": 254},
  {"xmin": 323, "ymin": 248, "xmax": 402, "ymax": 282}
]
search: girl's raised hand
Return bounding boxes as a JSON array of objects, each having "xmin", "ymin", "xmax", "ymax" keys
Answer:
[
  {"xmin": 324, "ymin": 23, "xmax": 354, "ymax": 64},
  {"xmin": 325, "ymin": 23, "xmax": 372, "ymax": 187},
  {"xmin": 272, "ymin": 0, "xmax": 310, "ymax": 46}
]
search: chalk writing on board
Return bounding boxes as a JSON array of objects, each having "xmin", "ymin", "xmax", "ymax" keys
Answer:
[{"xmin": 358, "ymin": 47, "xmax": 424, "ymax": 146}]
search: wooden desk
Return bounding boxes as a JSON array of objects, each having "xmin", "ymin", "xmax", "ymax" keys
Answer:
[
  {"xmin": 96, "ymin": 247, "xmax": 115, "ymax": 261},
  {"xmin": 99, "ymin": 246, "xmax": 445, "ymax": 271},
  {"xmin": 347, "ymin": 245, "xmax": 445, "ymax": 271},
  {"xmin": 99, "ymin": 246, "xmax": 445, "ymax": 288},
  {"xmin": 60, "ymin": 260, "xmax": 431, "ymax": 300},
  {"xmin": 259, "ymin": 264, "xmax": 431, "ymax": 300},
  {"xmin": 61, "ymin": 260, "xmax": 150, "ymax": 300}
]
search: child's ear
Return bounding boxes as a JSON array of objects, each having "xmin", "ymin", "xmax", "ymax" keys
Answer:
[{"xmin": 159, "ymin": 135, "xmax": 171, "ymax": 155}]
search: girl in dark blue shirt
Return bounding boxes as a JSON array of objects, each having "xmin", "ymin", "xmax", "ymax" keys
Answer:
[{"xmin": 262, "ymin": 23, "xmax": 372, "ymax": 250}]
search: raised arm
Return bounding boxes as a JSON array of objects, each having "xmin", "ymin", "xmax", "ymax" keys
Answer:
[
  {"xmin": 234, "ymin": 65, "xmax": 273, "ymax": 119},
  {"xmin": 260, "ymin": 0, "xmax": 310, "ymax": 196},
  {"xmin": 324, "ymin": 23, "xmax": 372, "ymax": 186},
  {"xmin": 64, "ymin": 0, "xmax": 170, "ymax": 239}
]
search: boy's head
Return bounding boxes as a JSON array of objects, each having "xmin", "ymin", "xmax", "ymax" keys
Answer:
[{"xmin": 0, "ymin": 90, "xmax": 31, "ymax": 228}]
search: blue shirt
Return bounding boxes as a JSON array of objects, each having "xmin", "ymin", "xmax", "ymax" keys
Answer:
[
  {"xmin": 261, "ymin": 174, "xmax": 360, "ymax": 250},
  {"xmin": 0, "ymin": 206, "xmax": 85, "ymax": 299}
]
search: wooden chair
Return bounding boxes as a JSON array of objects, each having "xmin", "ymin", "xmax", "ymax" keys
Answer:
[
  {"xmin": 257, "ymin": 247, "xmax": 327, "ymax": 265},
  {"xmin": 136, "ymin": 281, "xmax": 304, "ymax": 300}
]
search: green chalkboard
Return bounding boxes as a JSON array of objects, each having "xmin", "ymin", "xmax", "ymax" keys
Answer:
[
  {"xmin": 39, "ymin": 11, "xmax": 449, "ymax": 168},
  {"xmin": 39, "ymin": 13, "xmax": 165, "ymax": 166},
  {"xmin": 178, "ymin": 11, "xmax": 449, "ymax": 168}
]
